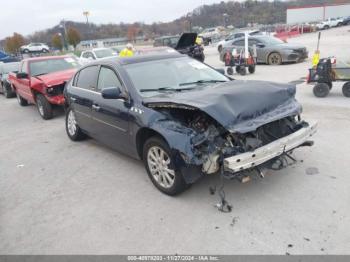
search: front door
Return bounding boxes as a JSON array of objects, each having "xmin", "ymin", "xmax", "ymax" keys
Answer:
[{"xmin": 90, "ymin": 66, "xmax": 130, "ymax": 152}]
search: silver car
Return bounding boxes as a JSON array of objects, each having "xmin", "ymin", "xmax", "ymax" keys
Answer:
[{"xmin": 220, "ymin": 35, "xmax": 308, "ymax": 65}]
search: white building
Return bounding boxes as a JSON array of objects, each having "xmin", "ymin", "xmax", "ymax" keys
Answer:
[{"xmin": 287, "ymin": 3, "xmax": 350, "ymax": 24}]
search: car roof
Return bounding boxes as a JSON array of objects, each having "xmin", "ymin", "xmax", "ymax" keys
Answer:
[
  {"xmin": 22, "ymin": 55, "xmax": 71, "ymax": 62},
  {"xmin": 92, "ymin": 52, "xmax": 186, "ymax": 66}
]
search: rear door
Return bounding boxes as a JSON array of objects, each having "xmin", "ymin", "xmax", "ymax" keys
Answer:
[
  {"xmin": 68, "ymin": 65, "xmax": 99, "ymax": 132},
  {"xmin": 90, "ymin": 65, "xmax": 130, "ymax": 151}
]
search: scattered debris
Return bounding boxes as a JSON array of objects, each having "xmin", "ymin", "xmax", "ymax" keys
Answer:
[
  {"xmin": 16, "ymin": 164, "xmax": 24, "ymax": 168},
  {"xmin": 304, "ymin": 237, "xmax": 311, "ymax": 242},
  {"xmin": 306, "ymin": 167, "xmax": 319, "ymax": 175},
  {"xmin": 288, "ymin": 244, "xmax": 293, "ymax": 248},
  {"xmin": 230, "ymin": 217, "xmax": 239, "ymax": 227},
  {"xmin": 215, "ymin": 226, "xmax": 220, "ymax": 230}
]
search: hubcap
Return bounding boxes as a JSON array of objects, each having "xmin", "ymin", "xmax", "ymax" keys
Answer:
[
  {"xmin": 37, "ymin": 100, "xmax": 44, "ymax": 116},
  {"xmin": 147, "ymin": 146, "xmax": 175, "ymax": 189},
  {"xmin": 67, "ymin": 110, "xmax": 77, "ymax": 136}
]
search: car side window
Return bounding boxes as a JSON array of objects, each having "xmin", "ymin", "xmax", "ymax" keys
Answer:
[
  {"xmin": 233, "ymin": 40, "xmax": 244, "ymax": 46},
  {"xmin": 97, "ymin": 66, "xmax": 123, "ymax": 92},
  {"xmin": 76, "ymin": 66, "xmax": 99, "ymax": 90},
  {"xmin": 248, "ymin": 39, "xmax": 257, "ymax": 46}
]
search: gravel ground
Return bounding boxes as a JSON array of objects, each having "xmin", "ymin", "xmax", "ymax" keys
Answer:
[{"xmin": 0, "ymin": 26, "xmax": 349, "ymax": 255}]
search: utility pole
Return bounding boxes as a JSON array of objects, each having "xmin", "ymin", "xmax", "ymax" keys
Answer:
[{"xmin": 83, "ymin": 11, "xmax": 90, "ymax": 24}]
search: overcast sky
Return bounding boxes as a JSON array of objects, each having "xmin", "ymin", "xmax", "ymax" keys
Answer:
[{"xmin": 0, "ymin": 0, "xmax": 230, "ymax": 39}]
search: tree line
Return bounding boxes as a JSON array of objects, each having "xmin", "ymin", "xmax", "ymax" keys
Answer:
[{"xmin": 2, "ymin": 0, "xmax": 350, "ymax": 53}]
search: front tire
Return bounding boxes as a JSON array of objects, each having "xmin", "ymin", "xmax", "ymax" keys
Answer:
[
  {"xmin": 268, "ymin": 52, "xmax": 282, "ymax": 65},
  {"xmin": 36, "ymin": 94, "xmax": 53, "ymax": 120},
  {"xmin": 65, "ymin": 108, "xmax": 86, "ymax": 141},
  {"xmin": 143, "ymin": 137, "xmax": 189, "ymax": 196},
  {"xmin": 342, "ymin": 82, "xmax": 350, "ymax": 97},
  {"xmin": 16, "ymin": 92, "xmax": 28, "ymax": 106},
  {"xmin": 313, "ymin": 83, "xmax": 330, "ymax": 98}
]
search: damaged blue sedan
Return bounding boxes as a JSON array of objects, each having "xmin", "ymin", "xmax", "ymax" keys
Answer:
[{"xmin": 64, "ymin": 53, "xmax": 317, "ymax": 195}]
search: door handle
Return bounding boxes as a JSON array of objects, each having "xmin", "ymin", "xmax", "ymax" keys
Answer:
[{"xmin": 92, "ymin": 104, "xmax": 100, "ymax": 111}]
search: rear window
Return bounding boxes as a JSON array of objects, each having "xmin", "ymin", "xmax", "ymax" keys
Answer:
[{"xmin": 29, "ymin": 57, "xmax": 79, "ymax": 77}]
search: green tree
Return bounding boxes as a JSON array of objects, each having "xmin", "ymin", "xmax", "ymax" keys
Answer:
[
  {"xmin": 4, "ymin": 33, "xmax": 25, "ymax": 54},
  {"xmin": 51, "ymin": 33, "xmax": 63, "ymax": 50},
  {"xmin": 67, "ymin": 27, "xmax": 81, "ymax": 48}
]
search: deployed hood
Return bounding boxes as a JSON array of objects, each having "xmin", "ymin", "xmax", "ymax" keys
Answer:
[
  {"xmin": 33, "ymin": 68, "xmax": 76, "ymax": 87},
  {"xmin": 143, "ymin": 80, "xmax": 302, "ymax": 133},
  {"xmin": 176, "ymin": 33, "xmax": 198, "ymax": 50}
]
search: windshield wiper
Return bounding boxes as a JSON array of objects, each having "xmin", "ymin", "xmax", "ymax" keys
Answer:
[
  {"xmin": 179, "ymin": 80, "xmax": 227, "ymax": 86},
  {"xmin": 140, "ymin": 87, "xmax": 195, "ymax": 93}
]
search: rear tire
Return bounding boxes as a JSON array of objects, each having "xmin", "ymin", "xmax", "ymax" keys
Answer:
[
  {"xmin": 36, "ymin": 94, "xmax": 53, "ymax": 120},
  {"xmin": 248, "ymin": 65, "xmax": 256, "ymax": 74},
  {"xmin": 313, "ymin": 83, "xmax": 330, "ymax": 98},
  {"xmin": 143, "ymin": 136, "xmax": 189, "ymax": 196},
  {"xmin": 16, "ymin": 92, "xmax": 28, "ymax": 106},
  {"xmin": 65, "ymin": 108, "xmax": 86, "ymax": 141},
  {"xmin": 342, "ymin": 82, "xmax": 350, "ymax": 97},
  {"xmin": 324, "ymin": 25, "xmax": 330, "ymax": 30}
]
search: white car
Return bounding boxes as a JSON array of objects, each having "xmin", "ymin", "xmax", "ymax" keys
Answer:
[
  {"xmin": 20, "ymin": 43, "xmax": 50, "ymax": 53},
  {"xmin": 80, "ymin": 48, "xmax": 117, "ymax": 64},
  {"xmin": 316, "ymin": 18, "xmax": 343, "ymax": 30}
]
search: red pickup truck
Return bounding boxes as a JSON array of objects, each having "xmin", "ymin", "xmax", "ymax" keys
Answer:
[{"xmin": 9, "ymin": 56, "xmax": 80, "ymax": 119}]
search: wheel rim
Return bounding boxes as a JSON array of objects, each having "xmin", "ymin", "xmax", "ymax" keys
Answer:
[
  {"xmin": 269, "ymin": 54, "xmax": 281, "ymax": 65},
  {"xmin": 67, "ymin": 110, "xmax": 77, "ymax": 136},
  {"xmin": 37, "ymin": 100, "xmax": 44, "ymax": 116},
  {"xmin": 147, "ymin": 146, "xmax": 175, "ymax": 189}
]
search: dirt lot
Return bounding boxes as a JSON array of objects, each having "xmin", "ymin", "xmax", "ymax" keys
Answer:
[{"xmin": 1, "ymin": 26, "xmax": 350, "ymax": 255}]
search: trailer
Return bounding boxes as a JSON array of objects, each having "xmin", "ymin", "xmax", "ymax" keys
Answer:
[{"xmin": 307, "ymin": 58, "xmax": 350, "ymax": 98}]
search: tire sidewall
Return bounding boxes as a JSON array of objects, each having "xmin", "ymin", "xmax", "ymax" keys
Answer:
[
  {"xmin": 342, "ymin": 82, "xmax": 350, "ymax": 97},
  {"xmin": 313, "ymin": 83, "xmax": 330, "ymax": 98},
  {"xmin": 36, "ymin": 94, "xmax": 52, "ymax": 119}
]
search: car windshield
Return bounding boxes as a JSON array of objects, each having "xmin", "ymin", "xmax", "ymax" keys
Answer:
[
  {"xmin": 124, "ymin": 57, "xmax": 229, "ymax": 96},
  {"xmin": 261, "ymin": 37, "xmax": 285, "ymax": 45},
  {"xmin": 2, "ymin": 63, "xmax": 19, "ymax": 73},
  {"xmin": 30, "ymin": 57, "xmax": 79, "ymax": 77},
  {"xmin": 94, "ymin": 49, "xmax": 114, "ymax": 58}
]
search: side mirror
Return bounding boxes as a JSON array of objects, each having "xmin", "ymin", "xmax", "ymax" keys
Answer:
[
  {"xmin": 16, "ymin": 72, "xmax": 28, "ymax": 79},
  {"xmin": 215, "ymin": 68, "xmax": 225, "ymax": 75},
  {"xmin": 101, "ymin": 87, "xmax": 125, "ymax": 100}
]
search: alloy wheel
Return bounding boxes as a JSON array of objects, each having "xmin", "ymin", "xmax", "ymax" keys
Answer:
[
  {"xmin": 67, "ymin": 110, "xmax": 77, "ymax": 136},
  {"xmin": 147, "ymin": 146, "xmax": 175, "ymax": 189}
]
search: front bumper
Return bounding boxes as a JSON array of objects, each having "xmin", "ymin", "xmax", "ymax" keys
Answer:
[
  {"xmin": 45, "ymin": 94, "xmax": 65, "ymax": 105},
  {"xmin": 224, "ymin": 122, "xmax": 317, "ymax": 173}
]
